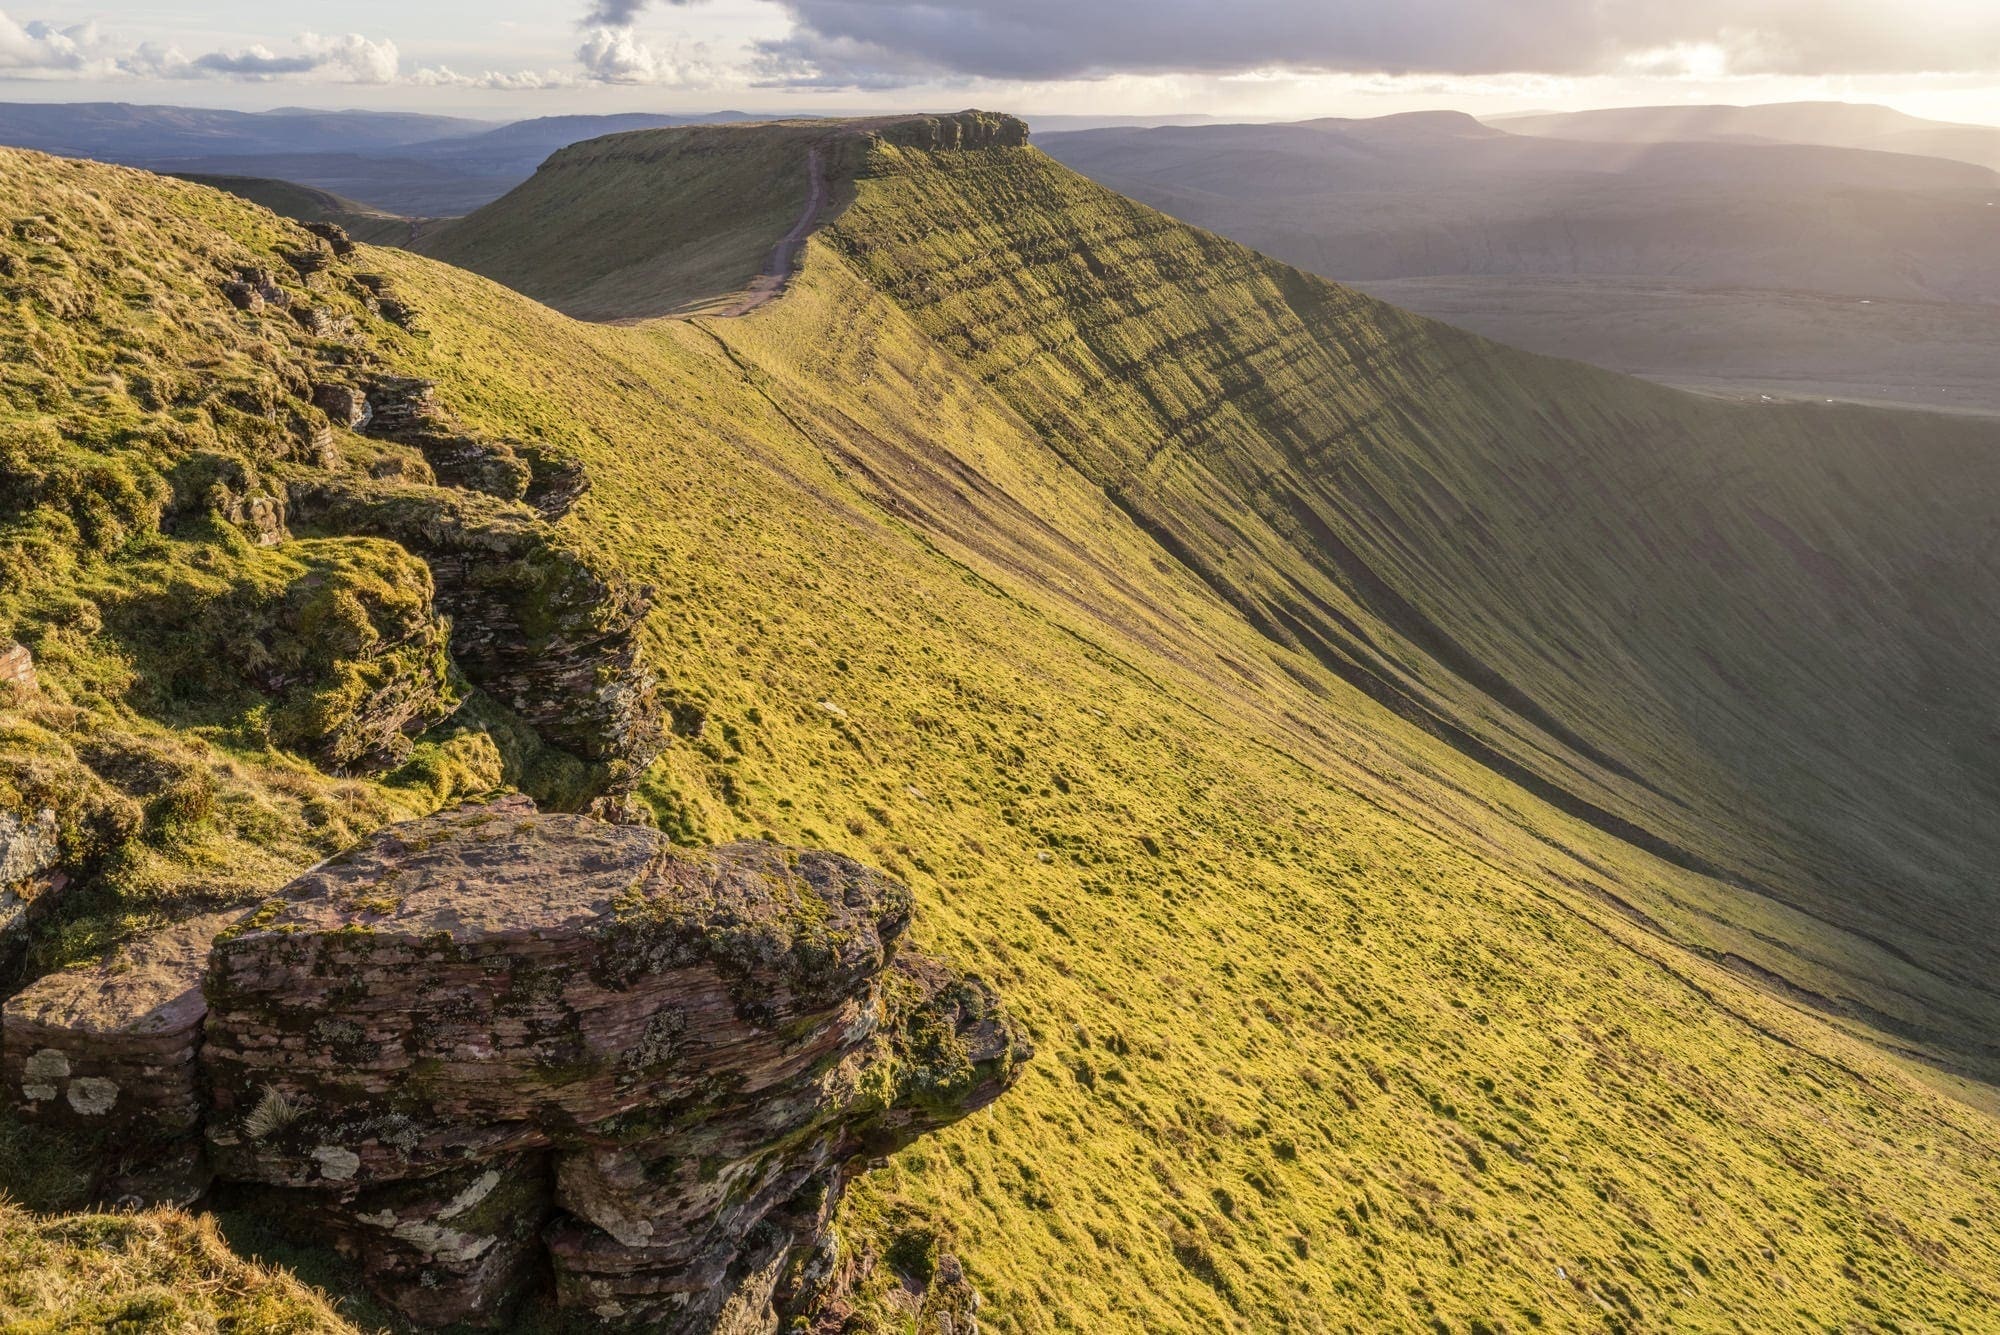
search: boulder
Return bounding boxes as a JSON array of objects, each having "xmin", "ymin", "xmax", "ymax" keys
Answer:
[
  {"xmin": 365, "ymin": 376, "xmax": 441, "ymax": 435},
  {"xmin": 219, "ymin": 279, "xmax": 262, "ymax": 312},
  {"xmin": 312, "ymin": 382, "xmax": 371, "ymax": 431},
  {"xmin": 0, "ymin": 641, "xmax": 34, "ymax": 694},
  {"xmin": 0, "ymin": 807, "xmax": 56, "ymax": 890},
  {"xmin": 197, "ymin": 799, "xmax": 1027, "ymax": 1329},
  {"xmin": 0, "ymin": 806, "xmax": 61, "ymax": 961},
  {"xmin": 2, "ymin": 910, "xmax": 240, "ymax": 1205},
  {"xmin": 303, "ymin": 221, "xmax": 356, "ymax": 256},
  {"xmin": 247, "ymin": 266, "xmax": 290, "ymax": 305},
  {"xmin": 294, "ymin": 304, "xmax": 339, "ymax": 338},
  {"xmin": 283, "ymin": 244, "xmax": 334, "ymax": 277}
]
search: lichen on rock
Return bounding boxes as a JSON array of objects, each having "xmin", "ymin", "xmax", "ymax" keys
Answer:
[{"xmin": 190, "ymin": 797, "xmax": 1028, "ymax": 1329}]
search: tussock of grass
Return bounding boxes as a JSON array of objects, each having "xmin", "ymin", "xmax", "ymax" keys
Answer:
[{"xmin": 0, "ymin": 1198, "xmax": 354, "ymax": 1333}]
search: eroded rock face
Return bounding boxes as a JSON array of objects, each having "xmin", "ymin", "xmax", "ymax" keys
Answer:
[
  {"xmin": 290, "ymin": 479, "xmax": 663, "ymax": 780},
  {"xmin": 2, "ymin": 910, "xmax": 238, "ymax": 1206},
  {"xmin": 876, "ymin": 111, "xmax": 1030, "ymax": 152},
  {"xmin": 191, "ymin": 798, "xmax": 1027, "ymax": 1329}
]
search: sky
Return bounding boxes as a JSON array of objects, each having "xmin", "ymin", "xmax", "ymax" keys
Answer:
[{"xmin": 2, "ymin": 0, "xmax": 1998, "ymax": 127}]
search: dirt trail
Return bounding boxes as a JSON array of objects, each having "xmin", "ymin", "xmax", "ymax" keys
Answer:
[{"xmin": 721, "ymin": 146, "xmax": 828, "ymax": 317}]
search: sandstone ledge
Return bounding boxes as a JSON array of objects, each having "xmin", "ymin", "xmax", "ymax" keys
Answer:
[{"xmin": 0, "ymin": 797, "xmax": 1028, "ymax": 1328}]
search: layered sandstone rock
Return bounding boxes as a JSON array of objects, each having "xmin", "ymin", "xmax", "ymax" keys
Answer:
[
  {"xmin": 303, "ymin": 221, "xmax": 356, "ymax": 257},
  {"xmin": 2, "ymin": 910, "xmax": 237, "ymax": 1205},
  {"xmin": 195, "ymin": 798, "xmax": 1026, "ymax": 1329},
  {"xmin": 290, "ymin": 478, "xmax": 662, "ymax": 780},
  {"xmin": 312, "ymin": 382, "xmax": 370, "ymax": 430}
]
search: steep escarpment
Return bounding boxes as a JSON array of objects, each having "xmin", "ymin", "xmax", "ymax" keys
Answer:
[
  {"xmin": 415, "ymin": 111, "xmax": 1026, "ymax": 320},
  {"xmin": 805, "ymin": 133, "xmax": 2000, "ymax": 1082},
  {"xmin": 6, "ymin": 125, "xmax": 2000, "ymax": 1334}
]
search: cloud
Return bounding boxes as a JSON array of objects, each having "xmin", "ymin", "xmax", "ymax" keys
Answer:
[
  {"xmin": 175, "ymin": 33, "xmax": 401, "ymax": 83},
  {"xmin": 570, "ymin": 0, "xmax": 718, "ymax": 86},
  {"xmin": 411, "ymin": 64, "xmax": 575, "ymax": 90},
  {"xmin": 582, "ymin": 0, "xmax": 656, "ymax": 26},
  {"xmin": 0, "ymin": 12, "xmax": 120, "ymax": 76},
  {"xmin": 0, "ymin": 14, "xmax": 411, "ymax": 84},
  {"xmin": 728, "ymin": 0, "xmax": 2000, "ymax": 89},
  {"xmin": 0, "ymin": 16, "xmax": 567, "ymax": 90}
]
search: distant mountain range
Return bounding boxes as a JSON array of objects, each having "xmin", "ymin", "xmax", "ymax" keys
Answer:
[
  {"xmin": 0, "ymin": 102, "xmax": 764, "ymax": 216},
  {"xmin": 1041, "ymin": 104, "xmax": 2000, "ymax": 413},
  {"xmin": 1492, "ymin": 100, "xmax": 2000, "ymax": 173}
]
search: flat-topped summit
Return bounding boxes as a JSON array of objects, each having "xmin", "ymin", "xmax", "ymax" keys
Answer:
[{"xmin": 415, "ymin": 110, "xmax": 1029, "ymax": 320}]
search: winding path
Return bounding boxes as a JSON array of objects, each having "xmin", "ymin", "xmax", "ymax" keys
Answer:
[{"xmin": 722, "ymin": 146, "xmax": 828, "ymax": 317}]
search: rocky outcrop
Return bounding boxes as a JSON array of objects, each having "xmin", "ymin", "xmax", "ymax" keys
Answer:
[
  {"xmin": 517, "ymin": 440, "xmax": 592, "ymax": 519},
  {"xmin": 0, "ymin": 806, "xmax": 56, "ymax": 889},
  {"xmin": 0, "ymin": 807, "xmax": 62, "ymax": 950},
  {"xmin": 353, "ymin": 272, "xmax": 421, "ymax": 329},
  {"xmin": 875, "ymin": 111, "xmax": 1029, "ymax": 152},
  {"xmin": 283, "ymin": 242, "xmax": 335, "ymax": 278},
  {"xmin": 2, "ymin": 800, "xmax": 1026, "ymax": 1329},
  {"xmin": 0, "ymin": 799, "xmax": 1026, "ymax": 1328},
  {"xmin": 2, "ymin": 911, "xmax": 236, "ymax": 1206},
  {"xmin": 303, "ymin": 221, "xmax": 356, "ymax": 257},
  {"xmin": 292, "ymin": 470, "xmax": 662, "ymax": 781},
  {"xmin": 362, "ymin": 375, "xmax": 439, "ymax": 435},
  {"xmin": 195, "ymin": 798, "xmax": 1029, "ymax": 1329},
  {"xmin": 222, "ymin": 266, "xmax": 291, "ymax": 312},
  {"xmin": 312, "ymin": 382, "xmax": 370, "ymax": 430}
]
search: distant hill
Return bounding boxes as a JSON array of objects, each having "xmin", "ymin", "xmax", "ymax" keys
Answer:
[
  {"xmin": 0, "ymin": 102, "xmax": 762, "ymax": 218},
  {"xmin": 141, "ymin": 150, "xmax": 508, "ymax": 217},
  {"xmin": 170, "ymin": 173, "xmax": 413, "ymax": 245},
  {"xmin": 1041, "ymin": 112, "xmax": 2000, "ymax": 412},
  {"xmin": 0, "ymin": 100, "xmax": 490, "ymax": 160},
  {"xmin": 1493, "ymin": 101, "xmax": 2000, "ymax": 172}
]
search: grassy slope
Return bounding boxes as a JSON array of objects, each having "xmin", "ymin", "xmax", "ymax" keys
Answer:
[
  {"xmin": 366, "ymin": 137, "xmax": 2000, "ymax": 1328},
  {"xmin": 807, "ymin": 140, "xmax": 2000, "ymax": 1085},
  {"xmin": 413, "ymin": 122, "xmax": 827, "ymax": 319},
  {"xmin": 172, "ymin": 173, "xmax": 412, "ymax": 246},
  {"xmin": 4, "ymin": 135, "xmax": 2000, "ymax": 1332}
]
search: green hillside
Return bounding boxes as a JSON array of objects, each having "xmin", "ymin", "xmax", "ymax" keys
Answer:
[
  {"xmin": 171, "ymin": 173, "xmax": 415, "ymax": 247},
  {"xmin": 4, "ymin": 116, "xmax": 1999, "ymax": 1334},
  {"xmin": 412, "ymin": 120, "xmax": 830, "ymax": 319}
]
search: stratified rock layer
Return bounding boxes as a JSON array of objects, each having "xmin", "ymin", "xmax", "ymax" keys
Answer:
[
  {"xmin": 3, "ymin": 910, "xmax": 238, "ymax": 1205},
  {"xmin": 198, "ymin": 798, "xmax": 1028, "ymax": 1330}
]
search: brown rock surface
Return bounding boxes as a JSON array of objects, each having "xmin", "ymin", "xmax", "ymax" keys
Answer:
[
  {"xmin": 364, "ymin": 375, "xmax": 441, "ymax": 434},
  {"xmin": 3, "ymin": 910, "xmax": 241, "ymax": 1205},
  {"xmin": 0, "ymin": 640, "xmax": 34, "ymax": 694},
  {"xmin": 313, "ymin": 382, "xmax": 370, "ymax": 430},
  {"xmin": 195, "ymin": 798, "xmax": 1027, "ymax": 1329},
  {"xmin": 304, "ymin": 221, "xmax": 356, "ymax": 256}
]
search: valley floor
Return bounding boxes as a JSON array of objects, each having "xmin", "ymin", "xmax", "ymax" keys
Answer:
[{"xmin": 1351, "ymin": 275, "xmax": 2000, "ymax": 416}]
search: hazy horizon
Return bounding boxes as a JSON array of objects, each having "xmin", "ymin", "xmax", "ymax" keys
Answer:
[{"xmin": 3, "ymin": 0, "xmax": 1997, "ymax": 127}]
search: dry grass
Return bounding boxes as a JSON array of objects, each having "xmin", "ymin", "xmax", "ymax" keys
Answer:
[{"xmin": 0, "ymin": 1199, "xmax": 354, "ymax": 1333}]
